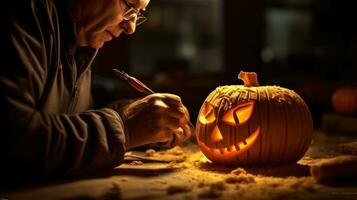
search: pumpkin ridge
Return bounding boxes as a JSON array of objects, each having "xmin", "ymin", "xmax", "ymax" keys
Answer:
[
  {"xmin": 237, "ymin": 90, "xmax": 248, "ymax": 162},
  {"xmin": 264, "ymin": 87, "xmax": 272, "ymax": 164},
  {"xmin": 293, "ymin": 93, "xmax": 302, "ymax": 162},
  {"xmin": 245, "ymin": 90, "xmax": 251, "ymax": 164},
  {"xmin": 257, "ymin": 88, "xmax": 263, "ymax": 165},
  {"xmin": 301, "ymin": 100, "xmax": 314, "ymax": 159},
  {"xmin": 282, "ymin": 99, "xmax": 289, "ymax": 162},
  {"xmin": 234, "ymin": 90, "xmax": 243, "ymax": 162}
]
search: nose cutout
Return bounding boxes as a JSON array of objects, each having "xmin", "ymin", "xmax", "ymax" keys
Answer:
[{"xmin": 211, "ymin": 126, "xmax": 223, "ymax": 142}]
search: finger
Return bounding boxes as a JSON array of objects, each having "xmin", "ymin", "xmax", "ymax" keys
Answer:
[
  {"xmin": 181, "ymin": 123, "xmax": 192, "ymax": 141},
  {"xmin": 150, "ymin": 100, "xmax": 187, "ymax": 125},
  {"xmin": 170, "ymin": 128, "xmax": 184, "ymax": 147},
  {"xmin": 182, "ymin": 106, "xmax": 191, "ymax": 120},
  {"xmin": 150, "ymin": 93, "xmax": 189, "ymax": 119},
  {"xmin": 148, "ymin": 93, "xmax": 181, "ymax": 104},
  {"xmin": 181, "ymin": 106, "xmax": 191, "ymax": 125},
  {"xmin": 157, "ymin": 93, "xmax": 183, "ymax": 106},
  {"xmin": 160, "ymin": 116, "xmax": 182, "ymax": 131},
  {"xmin": 164, "ymin": 106, "xmax": 187, "ymax": 124},
  {"xmin": 157, "ymin": 128, "xmax": 174, "ymax": 143},
  {"xmin": 150, "ymin": 99, "xmax": 185, "ymax": 116},
  {"xmin": 165, "ymin": 104, "xmax": 191, "ymax": 123}
]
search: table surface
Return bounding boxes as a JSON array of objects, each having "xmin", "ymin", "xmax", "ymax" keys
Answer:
[{"xmin": 2, "ymin": 131, "xmax": 357, "ymax": 200}]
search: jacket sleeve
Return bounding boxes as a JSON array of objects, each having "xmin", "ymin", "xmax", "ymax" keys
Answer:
[{"xmin": 0, "ymin": 0, "xmax": 127, "ymax": 177}]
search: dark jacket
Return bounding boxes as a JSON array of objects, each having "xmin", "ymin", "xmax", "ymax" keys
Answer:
[{"xmin": 0, "ymin": 0, "xmax": 126, "ymax": 177}]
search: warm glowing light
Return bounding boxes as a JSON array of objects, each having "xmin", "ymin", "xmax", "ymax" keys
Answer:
[
  {"xmin": 229, "ymin": 145, "xmax": 237, "ymax": 151},
  {"xmin": 213, "ymin": 149, "xmax": 220, "ymax": 154},
  {"xmin": 220, "ymin": 148, "xmax": 228, "ymax": 154},
  {"xmin": 197, "ymin": 100, "xmax": 260, "ymax": 162},
  {"xmin": 236, "ymin": 102, "xmax": 254, "ymax": 124},
  {"xmin": 222, "ymin": 101, "xmax": 254, "ymax": 125},
  {"xmin": 199, "ymin": 102, "xmax": 216, "ymax": 124},
  {"xmin": 211, "ymin": 126, "xmax": 223, "ymax": 142},
  {"xmin": 238, "ymin": 142, "xmax": 245, "ymax": 150},
  {"xmin": 198, "ymin": 127, "xmax": 260, "ymax": 158}
]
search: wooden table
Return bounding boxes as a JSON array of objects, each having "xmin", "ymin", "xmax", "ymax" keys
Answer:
[{"xmin": 2, "ymin": 131, "xmax": 357, "ymax": 200}]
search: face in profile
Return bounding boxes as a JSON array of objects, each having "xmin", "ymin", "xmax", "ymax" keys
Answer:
[{"xmin": 71, "ymin": 0, "xmax": 150, "ymax": 48}]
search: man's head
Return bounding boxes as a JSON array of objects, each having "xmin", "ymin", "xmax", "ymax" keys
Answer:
[{"xmin": 70, "ymin": 0, "xmax": 150, "ymax": 48}]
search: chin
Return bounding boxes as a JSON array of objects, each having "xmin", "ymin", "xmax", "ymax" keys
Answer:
[
  {"xmin": 89, "ymin": 41, "xmax": 104, "ymax": 49},
  {"xmin": 88, "ymin": 36, "xmax": 112, "ymax": 49},
  {"xmin": 85, "ymin": 36, "xmax": 106, "ymax": 48}
]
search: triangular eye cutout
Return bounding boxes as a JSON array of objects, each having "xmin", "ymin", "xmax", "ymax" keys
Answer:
[
  {"xmin": 199, "ymin": 102, "xmax": 216, "ymax": 124},
  {"xmin": 211, "ymin": 126, "xmax": 223, "ymax": 142},
  {"xmin": 222, "ymin": 101, "xmax": 255, "ymax": 126}
]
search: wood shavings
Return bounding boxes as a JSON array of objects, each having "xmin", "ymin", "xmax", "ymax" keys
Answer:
[
  {"xmin": 166, "ymin": 146, "xmax": 185, "ymax": 156},
  {"xmin": 145, "ymin": 149, "xmax": 157, "ymax": 157},
  {"xmin": 129, "ymin": 161, "xmax": 143, "ymax": 165},
  {"xmin": 228, "ymin": 169, "xmax": 255, "ymax": 184},
  {"xmin": 142, "ymin": 146, "xmax": 188, "ymax": 163},
  {"xmin": 225, "ymin": 174, "xmax": 255, "ymax": 184},
  {"xmin": 6, "ymin": 135, "xmax": 354, "ymax": 200},
  {"xmin": 168, "ymin": 161, "xmax": 190, "ymax": 169},
  {"xmin": 167, "ymin": 184, "xmax": 192, "ymax": 195},
  {"xmin": 230, "ymin": 168, "xmax": 247, "ymax": 175},
  {"xmin": 172, "ymin": 152, "xmax": 319, "ymax": 199}
]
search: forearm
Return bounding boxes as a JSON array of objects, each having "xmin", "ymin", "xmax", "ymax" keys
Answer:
[{"xmin": 1, "ymin": 107, "xmax": 126, "ymax": 177}]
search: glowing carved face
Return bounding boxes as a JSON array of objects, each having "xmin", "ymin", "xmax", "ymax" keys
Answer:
[{"xmin": 197, "ymin": 101, "xmax": 260, "ymax": 160}]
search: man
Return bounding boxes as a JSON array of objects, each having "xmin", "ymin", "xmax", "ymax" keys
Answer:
[{"xmin": 0, "ymin": 0, "xmax": 192, "ymax": 178}]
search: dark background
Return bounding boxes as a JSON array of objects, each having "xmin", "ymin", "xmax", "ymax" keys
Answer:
[{"xmin": 91, "ymin": 0, "xmax": 357, "ymax": 129}]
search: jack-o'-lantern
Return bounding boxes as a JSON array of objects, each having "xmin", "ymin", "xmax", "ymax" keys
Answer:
[{"xmin": 196, "ymin": 71, "xmax": 313, "ymax": 165}]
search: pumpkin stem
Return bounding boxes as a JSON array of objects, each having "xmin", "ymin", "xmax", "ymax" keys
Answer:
[{"xmin": 238, "ymin": 71, "xmax": 260, "ymax": 87}]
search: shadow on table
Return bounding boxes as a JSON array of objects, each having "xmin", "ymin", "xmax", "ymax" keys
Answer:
[
  {"xmin": 0, "ymin": 163, "xmax": 178, "ymax": 195},
  {"xmin": 319, "ymin": 179, "xmax": 357, "ymax": 187},
  {"xmin": 197, "ymin": 162, "xmax": 311, "ymax": 177}
]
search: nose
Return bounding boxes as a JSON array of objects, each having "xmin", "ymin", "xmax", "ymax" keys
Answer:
[{"xmin": 121, "ymin": 17, "xmax": 137, "ymax": 35}]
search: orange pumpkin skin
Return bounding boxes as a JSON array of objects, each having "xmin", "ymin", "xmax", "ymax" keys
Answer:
[
  {"xmin": 332, "ymin": 87, "xmax": 357, "ymax": 115},
  {"xmin": 196, "ymin": 72, "xmax": 313, "ymax": 165}
]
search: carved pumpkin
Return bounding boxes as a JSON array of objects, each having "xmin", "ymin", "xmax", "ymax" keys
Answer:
[
  {"xmin": 332, "ymin": 86, "xmax": 357, "ymax": 115},
  {"xmin": 196, "ymin": 71, "xmax": 313, "ymax": 165}
]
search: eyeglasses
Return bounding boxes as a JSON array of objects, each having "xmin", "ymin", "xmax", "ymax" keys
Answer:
[{"xmin": 122, "ymin": 0, "xmax": 147, "ymax": 27}]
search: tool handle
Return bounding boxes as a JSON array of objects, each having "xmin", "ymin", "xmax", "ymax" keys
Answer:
[{"xmin": 127, "ymin": 77, "xmax": 154, "ymax": 95}]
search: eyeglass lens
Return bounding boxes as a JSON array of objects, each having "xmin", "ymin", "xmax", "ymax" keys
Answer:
[{"xmin": 123, "ymin": 5, "xmax": 147, "ymax": 26}]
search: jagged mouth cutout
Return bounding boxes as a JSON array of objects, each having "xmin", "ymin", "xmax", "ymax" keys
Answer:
[{"xmin": 198, "ymin": 100, "xmax": 260, "ymax": 158}]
